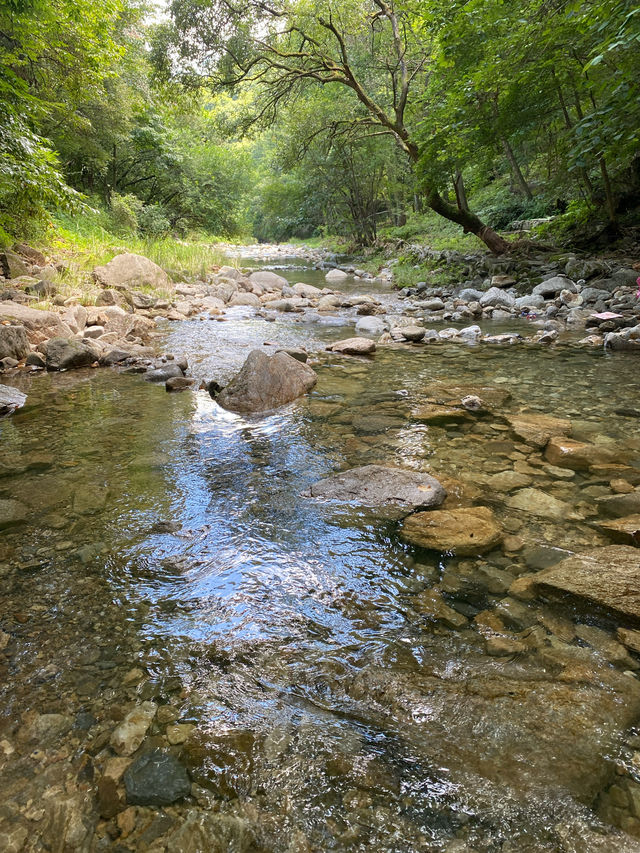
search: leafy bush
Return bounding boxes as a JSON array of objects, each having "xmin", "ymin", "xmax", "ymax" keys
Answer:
[
  {"xmin": 138, "ymin": 204, "xmax": 171, "ymax": 238},
  {"xmin": 109, "ymin": 193, "xmax": 143, "ymax": 235}
]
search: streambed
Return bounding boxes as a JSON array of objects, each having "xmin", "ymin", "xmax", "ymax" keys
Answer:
[{"xmin": 1, "ymin": 255, "xmax": 640, "ymax": 851}]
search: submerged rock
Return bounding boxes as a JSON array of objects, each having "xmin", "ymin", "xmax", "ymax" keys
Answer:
[
  {"xmin": 533, "ymin": 546, "xmax": 640, "ymax": 623},
  {"xmin": 309, "ymin": 465, "xmax": 446, "ymax": 511},
  {"xmin": 596, "ymin": 515, "xmax": 640, "ymax": 545},
  {"xmin": 216, "ymin": 350, "xmax": 317, "ymax": 414},
  {"xmin": 506, "ymin": 488, "xmax": 572, "ymax": 520},
  {"xmin": 505, "ymin": 413, "xmax": 572, "ymax": 447},
  {"xmin": 124, "ymin": 749, "xmax": 191, "ymax": 806},
  {"xmin": 110, "ymin": 701, "xmax": 157, "ymax": 756},
  {"xmin": 401, "ymin": 506, "xmax": 502, "ymax": 556},
  {"xmin": 545, "ymin": 436, "xmax": 619, "ymax": 470},
  {"xmin": 0, "ymin": 498, "xmax": 28, "ymax": 528},
  {"xmin": 0, "ymin": 384, "xmax": 26, "ymax": 417}
]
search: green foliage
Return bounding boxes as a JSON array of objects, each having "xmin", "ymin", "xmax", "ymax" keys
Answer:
[
  {"xmin": 109, "ymin": 193, "xmax": 143, "ymax": 234},
  {"xmin": 138, "ymin": 204, "xmax": 171, "ymax": 238}
]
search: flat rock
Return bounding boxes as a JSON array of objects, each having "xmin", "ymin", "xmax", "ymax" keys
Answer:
[
  {"xmin": 423, "ymin": 382, "xmax": 511, "ymax": 409},
  {"xmin": 400, "ymin": 506, "xmax": 503, "ymax": 556},
  {"xmin": 216, "ymin": 350, "xmax": 317, "ymax": 414},
  {"xmin": 533, "ymin": 546, "xmax": 640, "ymax": 624},
  {"xmin": 0, "ymin": 498, "xmax": 28, "ymax": 528},
  {"xmin": 505, "ymin": 413, "xmax": 572, "ymax": 447},
  {"xmin": 328, "ymin": 337, "xmax": 376, "ymax": 356},
  {"xmin": 545, "ymin": 437, "xmax": 619, "ymax": 470},
  {"xmin": 124, "ymin": 749, "xmax": 190, "ymax": 806},
  {"xmin": 309, "ymin": 465, "xmax": 446, "ymax": 511},
  {"xmin": 412, "ymin": 404, "xmax": 470, "ymax": 425},
  {"xmin": 400, "ymin": 325, "xmax": 426, "ymax": 342},
  {"xmin": 0, "ymin": 302, "xmax": 73, "ymax": 338},
  {"xmin": 595, "ymin": 515, "xmax": 640, "ymax": 545},
  {"xmin": 505, "ymin": 488, "xmax": 572, "ymax": 520},
  {"xmin": 110, "ymin": 702, "xmax": 157, "ymax": 756},
  {"xmin": 596, "ymin": 492, "xmax": 640, "ymax": 518},
  {"xmin": 92, "ymin": 253, "xmax": 172, "ymax": 291}
]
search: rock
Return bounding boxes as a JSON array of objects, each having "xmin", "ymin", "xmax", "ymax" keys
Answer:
[
  {"xmin": 292, "ymin": 282, "xmax": 322, "ymax": 298},
  {"xmin": 351, "ymin": 413, "xmax": 404, "ymax": 434},
  {"xmin": 505, "ymin": 488, "xmax": 572, "ymax": 520},
  {"xmin": 0, "ymin": 384, "xmax": 27, "ymax": 417},
  {"xmin": 0, "ymin": 498, "xmax": 28, "ymax": 528},
  {"xmin": 97, "ymin": 776, "xmax": 123, "ymax": 818},
  {"xmin": 532, "ymin": 275, "xmax": 577, "ymax": 297},
  {"xmin": 617, "ymin": 628, "xmax": 640, "ymax": 654},
  {"xmin": 92, "ymin": 253, "xmax": 172, "ymax": 291},
  {"xmin": 424, "ymin": 382, "xmax": 511, "ymax": 409},
  {"xmin": 596, "ymin": 515, "xmax": 640, "ymax": 545},
  {"xmin": 44, "ymin": 338, "xmax": 96, "ymax": 371},
  {"xmin": 400, "ymin": 325, "xmax": 426, "ymax": 342},
  {"xmin": 515, "ymin": 294, "xmax": 546, "ymax": 310},
  {"xmin": 162, "ymin": 811, "xmax": 256, "ymax": 853},
  {"xmin": 274, "ymin": 347, "xmax": 308, "ymax": 362},
  {"xmin": 0, "ymin": 301, "xmax": 73, "ymax": 339},
  {"xmin": 145, "ymin": 363, "xmax": 184, "ymax": 383},
  {"xmin": 228, "ymin": 292, "xmax": 261, "ymax": 307},
  {"xmin": 248, "ymin": 271, "xmax": 288, "ymax": 291},
  {"xmin": 309, "ymin": 465, "xmax": 446, "ymax": 511},
  {"xmin": 110, "ymin": 701, "xmax": 157, "ymax": 755},
  {"xmin": 354, "ymin": 315, "xmax": 388, "ymax": 336},
  {"xmin": 479, "ymin": 287, "xmax": 516, "ymax": 309},
  {"xmin": 166, "ymin": 376, "xmax": 195, "ymax": 392},
  {"xmin": 596, "ymin": 492, "xmax": 640, "ymax": 518},
  {"xmin": 411, "ymin": 404, "xmax": 470, "ymax": 425},
  {"xmin": 82, "ymin": 325, "xmax": 104, "ymax": 339},
  {"xmin": 95, "ymin": 288, "xmax": 126, "ymax": 307},
  {"xmin": 0, "ymin": 250, "xmax": 29, "ymax": 278},
  {"xmin": 491, "ymin": 275, "xmax": 517, "ymax": 288},
  {"xmin": 216, "ymin": 350, "xmax": 317, "ymax": 414},
  {"xmin": 14, "ymin": 242, "xmax": 46, "ymax": 266},
  {"xmin": 325, "ymin": 268, "xmax": 349, "ymax": 282},
  {"xmin": 19, "ymin": 712, "xmax": 72, "ymax": 744},
  {"xmin": 328, "ymin": 337, "xmax": 376, "ymax": 356},
  {"xmin": 533, "ymin": 546, "xmax": 640, "ymax": 623},
  {"xmin": 604, "ymin": 324, "xmax": 640, "ymax": 352},
  {"xmin": 545, "ymin": 437, "xmax": 618, "ymax": 470},
  {"xmin": 487, "ymin": 471, "xmax": 533, "ymax": 492},
  {"xmin": 413, "ymin": 588, "xmax": 468, "ymax": 629},
  {"xmin": 505, "ymin": 413, "xmax": 572, "ymax": 447},
  {"xmin": 421, "ymin": 297, "xmax": 445, "ymax": 310},
  {"xmin": 486, "ymin": 635, "xmax": 527, "ymax": 656},
  {"xmin": 574, "ymin": 623, "xmax": 638, "ymax": 669},
  {"xmin": 73, "ymin": 484, "xmax": 108, "ymax": 515},
  {"xmin": 400, "ymin": 506, "xmax": 502, "ymax": 556},
  {"xmin": 0, "ymin": 325, "xmax": 29, "ymax": 361},
  {"xmin": 123, "ymin": 749, "xmax": 191, "ymax": 806}
]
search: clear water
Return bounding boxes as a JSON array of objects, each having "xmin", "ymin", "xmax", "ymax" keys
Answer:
[{"xmin": 2, "ymin": 260, "xmax": 640, "ymax": 851}]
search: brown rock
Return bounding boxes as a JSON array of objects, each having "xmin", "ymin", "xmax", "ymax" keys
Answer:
[
  {"xmin": 328, "ymin": 337, "xmax": 376, "ymax": 356},
  {"xmin": 595, "ymin": 515, "xmax": 640, "ymax": 545},
  {"xmin": 423, "ymin": 382, "xmax": 511, "ymax": 409},
  {"xmin": 617, "ymin": 628, "xmax": 640, "ymax": 654},
  {"xmin": 533, "ymin": 546, "xmax": 640, "ymax": 624},
  {"xmin": 400, "ymin": 506, "xmax": 503, "ymax": 556},
  {"xmin": 97, "ymin": 776, "xmax": 123, "ymax": 818},
  {"xmin": 545, "ymin": 437, "xmax": 619, "ymax": 471},
  {"xmin": 505, "ymin": 413, "xmax": 572, "ymax": 447},
  {"xmin": 165, "ymin": 377, "xmax": 195, "ymax": 392},
  {"xmin": 92, "ymin": 253, "xmax": 172, "ymax": 292},
  {"xmin": 412, "ymin": 588, "xmax": 468, "ymax": 629},
  {"xmin": 411, "ymin": 404, "xmax": 470, "ymax": 425}
]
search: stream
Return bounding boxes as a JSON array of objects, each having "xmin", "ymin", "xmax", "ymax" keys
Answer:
[{"xmin": 2, "ymin": 250, "xmax": 640, "ymax": 851}]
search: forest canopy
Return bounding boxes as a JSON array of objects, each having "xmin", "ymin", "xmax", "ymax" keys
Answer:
[{"xmin": 1, "ymin": 0, "xmax": 638, "ymax": 249}]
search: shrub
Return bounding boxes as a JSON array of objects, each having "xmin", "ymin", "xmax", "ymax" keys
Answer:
[
  {"xmin": 109, "ymin": 193, "xmax": 142, "ymax": 235},
  {"xmin": 138, "ymin": 204, "xmax": 171, "ymax": 238}
]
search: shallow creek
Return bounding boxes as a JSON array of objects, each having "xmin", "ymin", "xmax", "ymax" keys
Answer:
[{"xmin": 2, "ymin": 256, "xmax": 640, "ymax": 851}]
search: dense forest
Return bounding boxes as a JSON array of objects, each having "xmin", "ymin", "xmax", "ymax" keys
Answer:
[{"xmin": 1, "ymin": 0, "xmax": 638, "ymax": 251}]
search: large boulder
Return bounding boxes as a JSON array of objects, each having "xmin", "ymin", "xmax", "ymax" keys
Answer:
[
  {"xmin": 0, "ymin": 250, "xmax": 29, "ymax": 279},
  {"xmin": 479, "ymin": 287, "xmax": 516, "ymax": 309},
  {"xmin": 0, "ymin": 302, "xmax": 73, "ymax": 341},
  {"xmin": 309, "ymin": 465, "xmax": 446, "ymax": 512},
  {"xmin": 216, "ymin": 350, "xmax": 317, "ymax": 414},
  {"xmin": 325, "ymin": 268, "xmax": 349, "ymax": 282},
  {"xmin": 248, "ymin": 271, "xmax": 288, "ymax": 291},
  {"xmin": 44, "ymin": 338, "xmax": 98, "ymax": 371},
  {"xmin": 92, "ymin": 253, "xmax": 172, "ymax": 292},
  {"xmin": 532, "ymin": 546, "xmax": 640, "ymax": 624},
  {"xmin": 400, "ymin": 506, "xmax": 503, "ymax": 556},
  {"xmin": 532, "ymin": 275, "xmax": 577, "ymax": 297},
  {"xmin": 0, "ymin": 325, "xmax": 29, "ymax": 361}
]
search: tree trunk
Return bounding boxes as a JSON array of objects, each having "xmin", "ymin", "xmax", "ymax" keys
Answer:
[
  {"xmin": 426, "ymin": 187, "xmax": 510, "ymax": 254},
  {"xmin": 501, "ymin": 138, "xmax": 533, "ymax": 200},
  {"xmin": 599, "ymin": 156, "xmax": 617, "ymax": 223},
  {"xmin": 453, "ymin": 171, "xmax": 469, "ymax": 212}
]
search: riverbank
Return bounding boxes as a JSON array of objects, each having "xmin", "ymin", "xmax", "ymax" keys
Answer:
[{"xmin": 2, "ymin": 238, "xmax": 640, "ymax": 851}]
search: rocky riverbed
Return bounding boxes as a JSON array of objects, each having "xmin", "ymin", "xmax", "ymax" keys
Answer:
[{"xmin": 2, "ymin": 242, "xmax": 640, "ymax": 851}]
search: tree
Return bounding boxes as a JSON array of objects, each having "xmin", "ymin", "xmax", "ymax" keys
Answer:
[{"xmin": 159, "ymin": 0, "xmax": 512, "ymax": 253}]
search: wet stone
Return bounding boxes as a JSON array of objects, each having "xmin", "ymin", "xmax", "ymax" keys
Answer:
[{"xmin": 123, "ymin": 748, "xmax": 191, "ymax": 806}]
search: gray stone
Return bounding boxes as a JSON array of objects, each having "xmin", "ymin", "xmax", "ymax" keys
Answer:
[
  {"xmin": 248, "ymin": 270, "xmax": 288, "ymax": 290},
  {"xmin": 532, "ymin": 275, "xmax": 577, "ymax": 297},
  {"xmin": 0, "ymin": 498, "xmax": 27, "ymax": 528},
  {"xmin": 309, "ymin": 465, "xmax": 446, "ymax": 511},
  {"xmin": 355, "ymin": 315, "xmax": 389, "ymax": 336},
  {"xmin": 216, "ymin": 350, "xmax": 317, "ymax": 414},
  {"xmin": 44, "ymin": 338, "xmax": 97, "ymax": 371},
  {"xmin": 0, "ymin": 325, "xmax": 29, "ymax": 361},
  {"xmin": 145, "ymin": 363, "xmax": 184, "ymax": 383},
  {"xmin": 328, "ymin": 337, "xmax": 376, "ymax": 356},
  {"xmin": 124, "ymin": 749, "xmax": 191, "ymax": 806},
  {"xmin": 0, "ymin": 384, "xmax": 27, "ymax": 416},
  {"xmin": 479, "ymin": 287, "xmax": 516, "ymax": 309},
  {"xmin": 92, "ymin": 253, "xmax": 172, "ymax": 291}
]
